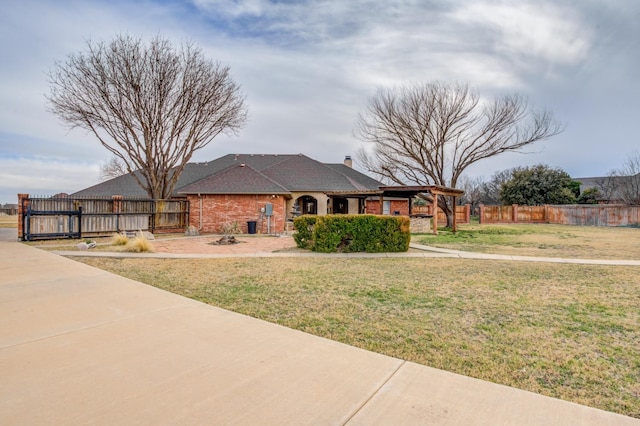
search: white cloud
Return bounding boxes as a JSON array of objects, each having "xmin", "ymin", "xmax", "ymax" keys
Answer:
[
  {"xmin": 450, "ymin": 1, "xmax": 592, "ymax": 66},
  {"xmin": 0, "ymin": 156, "xmax": 100, "ymax": 200},
  {"xmin": 1, "ymin": 0, "xmax": 639, "ymax": 202}
]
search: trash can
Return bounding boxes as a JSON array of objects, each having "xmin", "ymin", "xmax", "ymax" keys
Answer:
[{"xmin": 247, "ymin": 221, "xmax": 257, "ymax": 234}]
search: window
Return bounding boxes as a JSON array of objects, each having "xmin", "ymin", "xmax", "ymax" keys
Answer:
[{"xmin": 383, "ymin": 200, "xmax": 391, "ymax": 215}]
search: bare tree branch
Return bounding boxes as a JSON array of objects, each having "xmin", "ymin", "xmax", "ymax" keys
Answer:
[
  {"xmin": 355, "ymin": 81, "xmax": 563, "ymax": 225},
  {"xmin": 98, "ymin": 156, "xmax": 128, "ymax": 181},
  {"xmin": 612, "ymin": 151, "xmax": 640, "ymax": 205},
  {"xmin": 48, "ymin": 35, "xmax": 248, "ymax": 199}
]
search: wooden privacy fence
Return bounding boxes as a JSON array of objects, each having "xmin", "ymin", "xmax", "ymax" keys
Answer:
[
  {"xmin": 479, "ymin": 204, "xmax": 640, "ymax": 227},
  {"xmin": 18, "ymin": 194, "xmax": 189, "ymax": 241},
  {"xmin": 412, "ymin": 204, "xmax": 471, "ymax": 225}
]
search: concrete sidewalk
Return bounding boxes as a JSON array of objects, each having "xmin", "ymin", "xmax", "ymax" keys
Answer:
[
  {"xmin": 52, "ymin": 242, "xmax": 640, "ymax": 265},
  {"xmin": 1, "ymin": 241, "xmax": 638, "ymax": 425}
]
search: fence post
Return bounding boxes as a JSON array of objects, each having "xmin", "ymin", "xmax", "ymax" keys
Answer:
[
  {"xmin": 78, "ymin": 206, "xmax": 83, "ymax": 239},
  {"xmin": 478, "ymin": 204, "xmax": 484, "ymax": 224},
  {"xmin": 465, "ymin": 204, "xmax": 471, "ymax": 223},
  {"xmin": 512, "ymin": 204, "xmax": 518, "ymax": 223},
  {"xmin": 112, "ymin": 195, "xmax": 122, "ymax": 233},
  {"xmin": 544, "ymin": 204, "xmax": 549, "ymax": 223},
  {"xmin": 150, "ymin": 200, "xmax": 156, "ymax": 233}
]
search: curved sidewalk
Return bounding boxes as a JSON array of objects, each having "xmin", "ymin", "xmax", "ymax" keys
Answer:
[
  {"xmin": 51, "ymin": 241, "xmax": 640, "ymax": 266},
  {"xmin": 1, "ymin": 240, "xmax": 639, "ymax": 424}
]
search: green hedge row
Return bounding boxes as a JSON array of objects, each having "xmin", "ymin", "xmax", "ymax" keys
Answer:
[{"xmin": 293, "ymin": 214, "xmax": 410, "ymax": 253}]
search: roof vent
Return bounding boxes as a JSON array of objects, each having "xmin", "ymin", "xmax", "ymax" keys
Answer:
[{"xmin": 240, "ymin": 163, "xmax": 246, "ymax": 167}]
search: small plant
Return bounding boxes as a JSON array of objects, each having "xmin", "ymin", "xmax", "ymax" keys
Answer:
[
  {"xmin": 112, "ymin": 232, "xmax": 129, "ymax": 246},
  {"xmin": 221, "ymin": 221, "xmax": 241, "ymax": 236},
  {"xmin": 123, "ymin": 235, "xmax": 154, "ymax": 253}
]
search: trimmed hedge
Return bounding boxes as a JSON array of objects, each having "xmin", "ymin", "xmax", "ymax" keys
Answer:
[
  {"xmin": 292, "ymin": 215, "xmax": 317, "ymax": 249},
  {"xmin": 293, "ymin": 214, "xmax": 410, "ymax": 253}
]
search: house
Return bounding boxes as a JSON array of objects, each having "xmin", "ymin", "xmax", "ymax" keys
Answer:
[
  {"xmin": 576, "ymin": 174, "xmax": 640, "ymax": 204},
  {"xmin": 74, "ymin": 154, "xmax": 380, "ymax": 233},
  {"xmin": 73, "ymin": 153, "xmax": 464, "ymax": 234},
  {"xmin": 1, "ymin": 203, "xmax": 18, "ymax": 215}
]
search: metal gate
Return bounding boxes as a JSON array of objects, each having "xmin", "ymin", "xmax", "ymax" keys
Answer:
[
  {"xmin": 22, "ymin": 201, "xmax": 82, "ymax": 241},
  {"xmin": 20, "ymin": 196, "xmax": 189, "ymax": 241}
]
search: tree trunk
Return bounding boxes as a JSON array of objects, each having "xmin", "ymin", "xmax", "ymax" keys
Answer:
[{"xmin": 438, "ymin": 195, "xmax": 454, "ymax": 228}]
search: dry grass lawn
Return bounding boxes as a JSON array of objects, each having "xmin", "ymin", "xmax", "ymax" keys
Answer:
[
  {"xmin": 76, "ymin": 256, "xmax": 640, "ymax": 418},
  {"xmin": 417, "ymin": 223, "xmax": 640, "ymax": 260},
  {"xmin": 0, "ymin": 214, "xmax": 17, "ymax": 228}
]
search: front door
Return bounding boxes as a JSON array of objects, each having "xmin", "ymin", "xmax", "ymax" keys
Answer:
[
  {"xmin": 299, "ymin": 195, "xmax": 317, "ymax": 215},
  {"xmin": 333, "ymin": 197, "xmax": 348, "ymax": 214}
]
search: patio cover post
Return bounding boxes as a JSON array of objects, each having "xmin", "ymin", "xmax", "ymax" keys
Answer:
[
  {"xmin": 432, "ymin": 193, "xmax": 438, "ymax": 235},
  {"xmin": 452, "ymin": 196, "xmax": 457, "ymax": 233}
]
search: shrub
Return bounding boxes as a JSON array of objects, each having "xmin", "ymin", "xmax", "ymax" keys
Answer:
[
  {"xmin": 220, "ymin": 221, "xmax": 241, "ymax": 236},
  {"xmin": 293, "ymin": 215, "xmax": 317, "ymax": 249},
  {"xmin": 112, "ymin": 232, "xmax": 129, "ymax": 246},
  {"xmin": 294, "ymin": 214, "xmax": 410, "ymax": 253},
  {"xmin": 123, "ymin": 236, "xmax": 154, "ymax": 253}
]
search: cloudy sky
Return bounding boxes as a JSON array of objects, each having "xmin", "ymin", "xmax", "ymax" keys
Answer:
[{"xmin": 1, "ymin": 0, "xmax": 639, "ymax": 203}]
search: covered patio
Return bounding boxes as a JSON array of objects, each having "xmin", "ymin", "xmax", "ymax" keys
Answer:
[{"xmin": 326, "ymin": 185, "xmax": 464, "ymax": 234}]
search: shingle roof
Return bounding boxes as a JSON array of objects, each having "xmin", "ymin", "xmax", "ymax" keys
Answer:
[
  {"xmin": 178, "ymin": 163, "xmax": 290, "ymax": 195},
  {"xmin": 325, "ymin": 163, "xmax": 387, "ymax": 190},
  {"xmin": 72, "ymin": 153, "xmax": 384, "ymax": 198},
  {"xmin": 258, "ymin": 154, "xmax": 378, "ymax": 192},
  {"xmin": 73, "ymin": 171, "xmax": 149, "ymax": 198}
]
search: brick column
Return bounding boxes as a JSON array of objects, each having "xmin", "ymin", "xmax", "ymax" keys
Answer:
[
  {"xmin": 17, "ymin": 193, "xmax": 29, "ymax": 240},
  {"xmin": 478, "ymin": 204, "xmax": 484, "ymax": 224},
  {"xmin": 512, "ymin": 204, "xmax": 518, "ymax": 223}
]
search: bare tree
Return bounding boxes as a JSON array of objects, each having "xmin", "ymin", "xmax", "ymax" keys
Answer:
[
  {"xmin": 48, "ymin": 35, "xmax": 247, "ymax": 199},
  {"xmin": 355, "ymin": 82, "xmax": 563, "ymax": 226},
  {"xmin": 457, "ymin": 175, "xmax": 484, "ymax": 214},
  {"xmin": 480, "ymin": 168, "xmax": 514, "ymax": 205},
  {"xmin": 593, "ymin": 170, "xmax": 620, "ymax": 204},
  {"xmin": 614, "ymin": 151, "xmax": 640, "ymax": 205},
  {"xmin": 99, "ymin": 156, "xmax": 128, "ymax": 181}
]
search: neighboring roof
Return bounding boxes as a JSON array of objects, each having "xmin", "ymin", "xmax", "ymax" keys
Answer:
[
  {"xmin": 73, "ymin": 153, "xmax": 385, "ymax": 198},
  {"xmin": 575, "ymin": 176, "xmax": 608, "ymax": 190}
]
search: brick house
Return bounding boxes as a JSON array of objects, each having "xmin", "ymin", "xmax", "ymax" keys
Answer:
[
  {"xmin": 75, "ymin": 154, "xmax": 383, "ymax": 234},
  {"xmin": 73, "ymin": 153, "xmax": 464, "ymax": 234}
]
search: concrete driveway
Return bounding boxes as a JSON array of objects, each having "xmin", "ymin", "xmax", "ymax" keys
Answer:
[
  {"xmin": 1, "ymin": 240, "xmax": 638, "ymax": 425},
  {"xmin": 0, "ymin": 228, "xmax": 16, "ymax": 242}
]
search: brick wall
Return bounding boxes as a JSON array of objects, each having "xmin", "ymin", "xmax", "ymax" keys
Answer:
[
  {"xmin": 365, "ymin": 199, "xmax": 410, "ymax": 215},
  {"xmin": 187, "ymin": 194, "xmax": 287, "ymax": 234},
  {"xmin": 409, "ymin": 217, "xmax": 432, "ymax": 233}
]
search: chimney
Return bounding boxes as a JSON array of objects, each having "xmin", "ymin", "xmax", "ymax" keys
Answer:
[{"xmin": 344, "ymin": 155, "xmax": 353, "ymax": 168}]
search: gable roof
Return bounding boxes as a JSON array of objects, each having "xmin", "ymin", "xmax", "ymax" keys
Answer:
[
  {"xmin": 73, "ymin": 171, "xmax": 149, "ymax": 198},
  {"xmin": 257, "ymin": 155, "xmax": 376, "ymax": 192},
  {"xmin": 178, "ymin": 163, "xmax": 290, "ymax": 195},
  {"xmin": 73, "ymin": 153, "xmax": 384, "ymax": 198}
]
